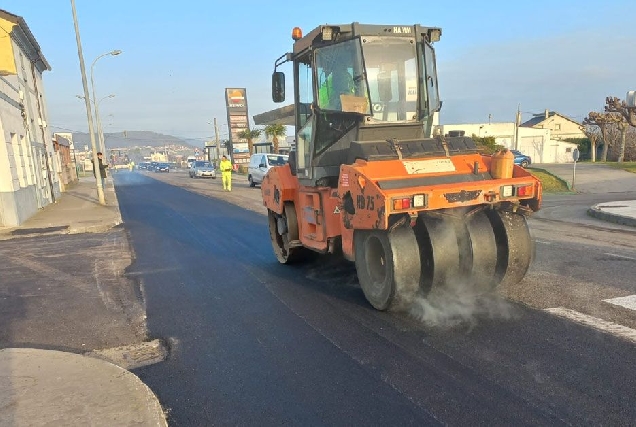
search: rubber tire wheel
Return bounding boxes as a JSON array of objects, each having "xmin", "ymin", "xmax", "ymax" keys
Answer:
[
  {"xmin": 487, "ymin": 210, "xmax": 534, "ymax": 287},
  {"xmin": 354, "ymin": 227, "xmax": 421, "ymax": 311},
  {"xmin": 520, "ymin": 160, "xmax": 529, "ymax": 168},
  {"xmin": 249, "ymin": 175, "xmax": 255, "ymax": 187}
]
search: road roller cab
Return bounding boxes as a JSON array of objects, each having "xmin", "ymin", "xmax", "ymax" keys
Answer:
[{"xmin": 260, "ymin": 23, "xmax": 542, "ymax": 311}]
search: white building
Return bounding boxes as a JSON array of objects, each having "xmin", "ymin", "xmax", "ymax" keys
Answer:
[
  {"xmin": 0, "ymin": 9, "xmax": 59, "ymax": 227},
  {"xmin": 435, "ymin": 121, "xmax": 579, "ymax": 164}
]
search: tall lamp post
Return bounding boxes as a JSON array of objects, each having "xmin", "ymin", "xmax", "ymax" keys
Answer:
[
  {"xmin": 77, "ymin": 94, "xmax": 114, "ymax": 162},
  {"xmin": 70, "ymin": 0, "xmax": 104, "ymax": 204},
  {"xmin": 91, "ymin": 50, "xmax": 121, "ymax": 154}
]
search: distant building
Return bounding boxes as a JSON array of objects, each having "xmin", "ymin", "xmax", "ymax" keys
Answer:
[
  {"xmin": 53, "ymin": 133, "xmax": 78, "ymax": 191},
  {"xmin": 435, "ymin": 121, "xmax": 579, "ymax": 164},
  {"xmin": 521, "ymin": 110, "xmax": 586, "ymax": 141},
  {"xmin": 150, "ymin": 152, "xmax": 168, "ymax": 162},
  {"xmin": 0, "ymin": 8, "xmax": 59, "ymax": 227}
]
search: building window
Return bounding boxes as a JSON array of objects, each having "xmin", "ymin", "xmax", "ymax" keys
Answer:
[
  {"xmin": 7, "ymin": 133, "xmax": 20, "ymax": 190},
  {"xmin": 20, "ymin": 135, "xmax": 34, "ymax": 185},
  {"xmin": 555, "ymin": 123, "xmax": 561, "ymax": 131},
  {"xmin": 12, "ymin": 134, "xmax": 27, "ymax": 188},
  {"xmin": 565, "ymin": 147, "xmax": 572, "ymax": 153}
]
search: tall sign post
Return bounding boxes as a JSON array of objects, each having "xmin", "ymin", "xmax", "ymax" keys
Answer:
[
  {"xmin": 224, "ymin": 88, "xmax": 251, "ymax": 168},
  {"xmin": 572, "ymin": 148, "xmax": 580, "ymax": 191}
]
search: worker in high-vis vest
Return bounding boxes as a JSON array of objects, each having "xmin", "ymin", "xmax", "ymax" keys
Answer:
[
  {"xmin": 318, "ymin": 60, "xmax": 355, "ymax": 111},
  {"xmin": 220, "ymin": 155, "xmax": 233, "ymax": 191}
]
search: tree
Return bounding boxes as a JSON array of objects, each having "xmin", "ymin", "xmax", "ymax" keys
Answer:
[
  {"xmin": 264, "ymin": 123, "xmax": 287, "ymax": 153},
  {"xmin": 237, "ymin": 128, "xmax": 262, "ymax": 155},
  {"xmin": 606, "ymin": 96, "xmax": 636, "ymax": 127},
  {"xmin": 605, "ymin": 96, "xmax": 636, "ymax": 163},
  {"xmin": 580, "ymin": 116, "xmax": 602, "ymax": 162},
  {"xmin": 586, "ymin": 111, "xmax": 621, "ymax": 162}
]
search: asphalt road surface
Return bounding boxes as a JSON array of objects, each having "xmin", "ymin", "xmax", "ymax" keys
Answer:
[{"xmin": 115, "ymin": 171, "xmax": 636, "ymax": 426}]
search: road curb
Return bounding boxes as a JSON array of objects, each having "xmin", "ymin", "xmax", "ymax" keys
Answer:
[
  {"xmin": 587, "ymin": 206, "xmax": 636, "ymax": 227},
  {"xmin": 68, "ymin": 219, "xmax": 124, "ymax": 234}
]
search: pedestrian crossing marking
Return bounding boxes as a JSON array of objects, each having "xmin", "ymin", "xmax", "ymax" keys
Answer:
[
  {"xmin": 603, "ymin": 295, "xmax": 636, "ymax": 312},
  {"xmin": 545, "ymin": 307, "xmax": 636, "ymax": 344}
]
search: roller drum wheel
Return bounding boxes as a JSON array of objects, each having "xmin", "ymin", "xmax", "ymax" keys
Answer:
[
  {"xmin": 354, "ymin": 227, "xmax": 421, "ymax": 311},
  {"xmin": 415, "ymin": 215, "xmax": 463, "ymax": 295},
  {"xmin": 268, "ymin": 203, "xmax": 305, "ymax": 264},
  {"xmin": 415, "ymin": 211, "xmax": 502, "ymax": 295},
  {"xmin": 463, "ymin": 211, "xmax": 499, "ymax": 292},
  {"xmin": 487, "ymin": 210, "xmax": 534, "ymax": 287}
]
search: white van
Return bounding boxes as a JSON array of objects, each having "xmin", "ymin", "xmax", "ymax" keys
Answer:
[{"xmin": 247, "ymin": 153, "xmax": 289, "ymax": 187}]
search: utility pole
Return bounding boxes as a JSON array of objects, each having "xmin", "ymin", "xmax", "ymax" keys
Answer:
[
  {"xmin": 214, "ymin": 118, "xmax": 221, "ymax": 162},
  {"xmin": 70, "ymin": 0, "xmax": 105, "ymax": 204},
  {"xmin": 514, "ymin": 105, "xmax": 521, "ymax": 150}
]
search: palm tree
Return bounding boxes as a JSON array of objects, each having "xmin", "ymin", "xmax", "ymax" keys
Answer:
[
  {"xmin": 264, "ymin": 123, "xmax": 287, "ymax": 153},
  {"xmin": 237, "ymin": 128, "xmax": 262, "ymax": 154}
]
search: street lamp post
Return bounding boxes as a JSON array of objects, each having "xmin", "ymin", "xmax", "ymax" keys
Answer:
[
  {"xmin": 208, "ymin": 121, "xmax": 228, "ymax": 161},
  {"xmin": 77, "ymin": 93, "xmax": 115, "ymax": 159},
  {"xmin": 91, "ymin": 50, "xmax": 121, "ymax": 154},
  {"xmin": 94, "ymin": 95, "xmax": 114, "ymax": 159},
  {"xmin": 70, "ymin": 0, "xmax": 104, "ymax": 205}
]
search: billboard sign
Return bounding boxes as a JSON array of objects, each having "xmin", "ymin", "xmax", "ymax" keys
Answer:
[
  {"xmin": 225, "ymin": 88, "xmax": 250, "ymax": 163},
  {"xmin": 225, "ymin": 88, "xmax": 248, "ymax": 113}
]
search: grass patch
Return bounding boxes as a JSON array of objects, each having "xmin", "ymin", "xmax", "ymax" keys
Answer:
[
  {"xmin": 528, "ymin": 169, "xmax": 570, "ymax": 193},
  {"xmin": 607, "ymin": 161, "xmax": 636, "ymax": 173}
]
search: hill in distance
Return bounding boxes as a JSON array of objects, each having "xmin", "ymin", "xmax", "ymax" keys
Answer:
[{"xmin": 71, "ymin": 131, "xmax": 204, "ymax": 149}]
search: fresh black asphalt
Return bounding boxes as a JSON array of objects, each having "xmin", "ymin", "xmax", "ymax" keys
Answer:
[{"xmin": 115, "ymin": 172, "xmax": 636, "ymax": 426}]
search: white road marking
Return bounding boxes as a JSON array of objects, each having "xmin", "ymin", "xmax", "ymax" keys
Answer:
[
  {"xmin": 604, "ymin": 252, "xmax": 636, "ymax": 261},
  {"xmin": 544, "ymin": 307, "xmax": 636, "ymax": 344},
  {"xmin": 603, "ymin": 295, "xmax": 636, "ymax": 311},
  {"xmin": 535, "ymin": 240, "xmax": 551, "ymax": 245}
]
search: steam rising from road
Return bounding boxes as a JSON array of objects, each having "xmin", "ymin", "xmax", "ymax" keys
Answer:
[{"xmin": 408, "ymin": 281, "xmax": 517, "ymax": 328}]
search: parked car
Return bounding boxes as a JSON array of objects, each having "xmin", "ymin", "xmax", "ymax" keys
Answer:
[
  {"xmin": 511, "ymin": 150, "xmax": 531, "ymax": 168},
  {"xmin": 189, "ymin": 160, "xmax": 216, "ymax": 179},
  {"xmin": 153, "ymin": 162, "xmax": 170, "ymax": 173},
  {"xmin": 248, "ymin": 153, "xmax": 289, "ymax": 187}
]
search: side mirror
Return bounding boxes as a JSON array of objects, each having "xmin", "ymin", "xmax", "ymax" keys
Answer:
[
  {"xmin": 288, "ymin": 151, "xmax": 297, "ymax": 176},
  {"xmin": 272, "ymin": 71, "xmax": 285, "ymax": 103},
  {"xmin": 259, "ymin": 163, "xmax": 266, "ymax": 168}
]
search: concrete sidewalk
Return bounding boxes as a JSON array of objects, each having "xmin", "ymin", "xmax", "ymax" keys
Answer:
[
  {"xmin": 0, "ymin": 175, "xmax": 167, "ymax": 426},
  {"xmin": 0, "ymin": 175, "xmax": 122, "ymax": 239}
]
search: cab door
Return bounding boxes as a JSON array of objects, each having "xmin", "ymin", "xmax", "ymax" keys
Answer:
[{"xmin": 293, "ymin": 51, "xmax": 315, "ymax": 182}]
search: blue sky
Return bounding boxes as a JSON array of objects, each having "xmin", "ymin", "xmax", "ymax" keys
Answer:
[{"xmin": 7, "ymin": 0, "xmax": 636, "ymax": 141}]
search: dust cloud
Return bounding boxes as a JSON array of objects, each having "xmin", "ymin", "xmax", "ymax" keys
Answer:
[{"xmin": 408, "ymin": 281, "xmax": 517, "ymax": 328}]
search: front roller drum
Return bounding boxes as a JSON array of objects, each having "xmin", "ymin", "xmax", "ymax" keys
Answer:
[
  {"xmin": 268, "ymin": 203, "xmax": 306, "ymax": 264},
  {"xmin": 354, "ymin": 227, "xmax": 421, "ymax": 311}
]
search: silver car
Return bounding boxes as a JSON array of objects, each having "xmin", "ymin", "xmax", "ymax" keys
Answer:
[
  {"xmin": 189, "ymin": 161, "xmax": 216, "ymax": 179},
  {"xmin": 248, "ymin": 154, "xmax": 288, "ymax": 187}
]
